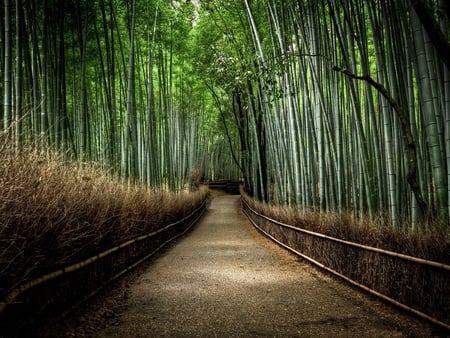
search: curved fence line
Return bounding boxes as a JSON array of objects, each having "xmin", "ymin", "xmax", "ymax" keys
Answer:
[
  {"xmin": 241, "ymin": 198, "xmax": 450, "ymax": 331},
  {"xmin": 108, "ymin": 202, "xmax": 205, "ymax": 284},
  {"xmin": 0, "ymin": 199, "xmax": 206, "ymax": 318},
  {"xmin": 242, "ymin": 200, "xmax": 450, "ymax": 271},
  {"xmin": 54, "ymin": 202, "xmax": 207, "ymax": 322}
]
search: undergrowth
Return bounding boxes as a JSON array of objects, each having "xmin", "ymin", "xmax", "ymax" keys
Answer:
[
  {"xmin": 241, "ymin": 189, "xmax": 450, "ymax": 264},
  {"xmin": 0, "ymin": 139, "xmax": 207, "ymax": 299}
]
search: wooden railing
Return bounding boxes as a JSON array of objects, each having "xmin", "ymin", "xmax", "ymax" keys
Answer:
[
  {"xmin": 0, "ymin": 199, "xmax": 206, "ymax": 336},
  {"xmin": 241, "ymin": 197, "xmax": 450, "ymax": 331}
]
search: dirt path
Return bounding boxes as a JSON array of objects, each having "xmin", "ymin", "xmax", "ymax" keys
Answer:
[{"xmin": 46, "ymin": 195, "xmax": 437, "ymax": 337}]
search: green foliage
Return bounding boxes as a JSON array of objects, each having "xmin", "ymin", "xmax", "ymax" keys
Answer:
[
  {"xmin": 1, "ymin": 0, "xmax": 448, "ymax": 227},
  {"xmin": 200, "ymin": 0, "xmax": 450, "ymax": 230},
  {"xmin": 0, "ymin": 0, "xmax": 242, "ymax": 188}
]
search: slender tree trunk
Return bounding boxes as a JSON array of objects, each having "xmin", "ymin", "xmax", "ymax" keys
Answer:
[
  {"xmin": 3, "ymin": 0, "xmax": 12, "ymax": 131},
  {"xmin": 146, "ymin": 6, "xmax": 159, "ymax": 186},
  {"xmin": 411, "ymin": 9, "xmax": 448, "ymax": 221},
  {"xmin": 126, "ymin": 0, "xmax": 138, "ymax": 179},
  {"xmin": 15, "ymin": 0, "xmax": 23, "ymax": 143},
  {"xmin": 409, "ymin": 0, "xmax": 450, "ymax": 71}
]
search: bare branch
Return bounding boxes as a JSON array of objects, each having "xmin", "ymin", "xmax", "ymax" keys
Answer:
[{"xmin": 333, "ymin": 66, "xmax": 429, "ymax": 218}]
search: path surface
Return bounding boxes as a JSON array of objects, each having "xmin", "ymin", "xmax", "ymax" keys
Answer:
[{"xmin": 49, "ymin": 195, "xmax": 436, "ymax": 337}]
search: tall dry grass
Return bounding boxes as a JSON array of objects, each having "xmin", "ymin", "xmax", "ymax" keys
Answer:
[
  {"xmin": 241, "ymin": 189, "xmax": 450, "ymax": 264},
  {"xmin": 0, "ymin": 138, "xmax": 207, "ymax": 299},
  {"xmin": 241, "ymin": 189, "xmax": 450, "ymax": 327}
]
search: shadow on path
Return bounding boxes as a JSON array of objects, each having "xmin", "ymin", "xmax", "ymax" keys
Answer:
[{"xmin": 93, "ymin": 195, "xmax": 433, "ymax": 337}]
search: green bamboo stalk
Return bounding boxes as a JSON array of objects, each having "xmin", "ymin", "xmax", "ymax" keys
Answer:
[{"xmin": 411, "ymin": 9, "xmax": 448, "ymax": 221}]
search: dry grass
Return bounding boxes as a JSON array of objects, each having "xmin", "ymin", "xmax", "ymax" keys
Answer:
[
  {"xmin": 191, "ymin": 166, "xmax": 205, "ymax": 190},
  {"xmin": 0, "ymin": 138, "xmax": 207, "ymax": 299},
  {"xmin": 241, "ymin": 189, "xmax": 450, "ymax": 326},
  {"xmin": 241, "ymin": 189, "xmax": 450, "ymax": 264}
]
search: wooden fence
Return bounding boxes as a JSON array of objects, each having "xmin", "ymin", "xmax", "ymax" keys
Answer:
[
  {"xmin": 0, "ymin": 199, "xmax": 206, "ymax": 336},
  {"xmin": 242, "ymin": 198, "xmax": 450, "ymax": 331}
]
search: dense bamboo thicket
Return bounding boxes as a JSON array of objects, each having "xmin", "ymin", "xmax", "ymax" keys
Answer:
[
  {"xmin": 1, "ymin": 1, "xmax": 449, "ymax": 230},
  {"xmin": 198, "ymin": 0, "xmax": 449, "ymax": 230},
  {"xmin": 0, "ymin": 0, "xmax": 240, "ymax": 189}
]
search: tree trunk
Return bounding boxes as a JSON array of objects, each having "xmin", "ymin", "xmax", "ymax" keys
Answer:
[{"xmin": 3, "ymin": 0, "xmax": 12, "ymax": 130}]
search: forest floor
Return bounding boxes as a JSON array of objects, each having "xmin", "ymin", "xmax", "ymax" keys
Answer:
[{"xmin": 40, "ymin": 192, "xmax": 443, "ymax": 337}]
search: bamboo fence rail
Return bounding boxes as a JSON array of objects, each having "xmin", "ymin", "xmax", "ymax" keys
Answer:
[
  {"xmin": 241, "ymin": 197, "xmax": 450, "ymax": 331},
  {"xmin": 0, "ymin": 199, "xmax": 206, "ymax": 333}
]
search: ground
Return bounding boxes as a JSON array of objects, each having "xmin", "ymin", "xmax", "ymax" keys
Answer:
[{"xmin": 39, "ymin": 193, "xmax": 445, "ymax": 337}]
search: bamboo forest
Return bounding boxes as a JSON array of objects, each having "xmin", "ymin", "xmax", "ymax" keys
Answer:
[{"xmin": 2, "ymin": 1, "xmax": 450, "ymax": 229}]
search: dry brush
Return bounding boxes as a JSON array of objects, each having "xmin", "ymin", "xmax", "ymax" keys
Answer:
[{"xmin": 0, "ymin": 137, "xmax": 207, "ymax": 334}]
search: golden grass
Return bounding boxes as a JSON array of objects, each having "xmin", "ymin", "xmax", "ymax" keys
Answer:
[
  {"xmin": 241, "ymin": 189, "xmax": 450, "ymax": 264},
  {"xmin": 241, "ymin": 189, "xmax": 450, "ymax": 326},
  {"xmin": 0, "ymin": 139, "xmax": 207, "ymax": 298}
]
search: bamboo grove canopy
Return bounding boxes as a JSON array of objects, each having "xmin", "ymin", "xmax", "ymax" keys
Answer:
[{"xmin": 0, "ymin": 0, "xmax": 449, "ymax": 230}]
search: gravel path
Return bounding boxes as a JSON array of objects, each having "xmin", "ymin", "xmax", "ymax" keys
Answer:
[{"xmin": 45, "ymin": 194, "xmax": 438, "ymax": 337}]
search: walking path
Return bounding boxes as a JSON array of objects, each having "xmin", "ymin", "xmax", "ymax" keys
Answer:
[{"xmin": 58, "ymin": 195, "xmax": 434, "ymax": 337}]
